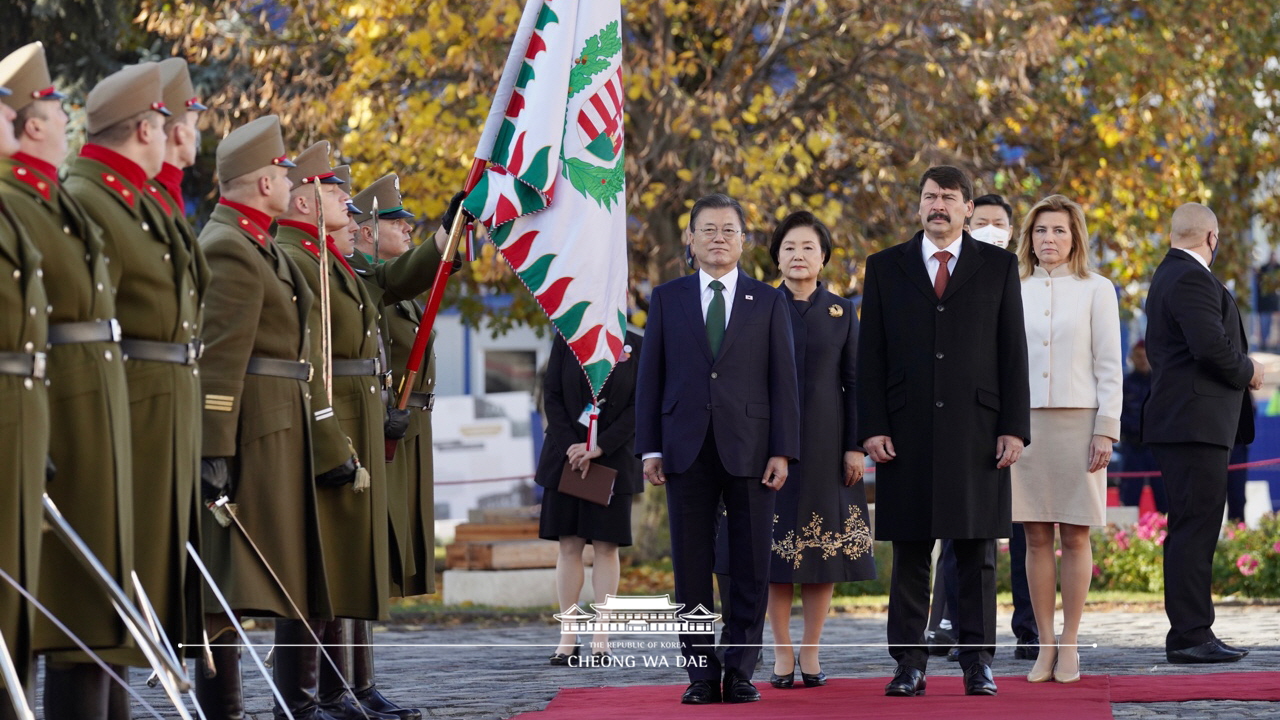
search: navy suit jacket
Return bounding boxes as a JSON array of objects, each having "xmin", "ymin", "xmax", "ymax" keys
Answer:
[{"xmin": 635, "ymin": 269, "xmax": 801, "ymax": 477}]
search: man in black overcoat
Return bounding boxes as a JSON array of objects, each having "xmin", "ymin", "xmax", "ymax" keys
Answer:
[
  {"xmin": 857, "ymin": 166, "xmax": 1030, "ymax": 697},
  {"xmin": 1142, "ymin": 202, "xmax": 1260, "ymax": 664}
]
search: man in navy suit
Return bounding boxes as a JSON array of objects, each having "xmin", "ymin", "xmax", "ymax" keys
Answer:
[
  {"xmin": 636, "ymin": 193, "xmax": 800, "ymax": 704},
  {"xmin": 1143, "ymin": 202, "xmax": 1261, "ymax": 664}
]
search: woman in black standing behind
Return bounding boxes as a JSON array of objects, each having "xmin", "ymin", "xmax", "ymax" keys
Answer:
[
  {"xmin": 537, "ymin": 329, "xmax": 643, "ymax": 663},
  {"xmin": 767, "ymin": 211, "xmax": 875, "ymax": 687}
]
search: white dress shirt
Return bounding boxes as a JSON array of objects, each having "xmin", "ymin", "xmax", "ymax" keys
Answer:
[
  {"xmin": 1175, "ymin": 246, "xmax": 1211, "ymax": 270},
  {"xmin": 699, "ymin": 267, "xmax": 738, "ymax": 328},
  {"xmin": 922, "ymin": 235, "xmax": 962, "ymax": 284}
]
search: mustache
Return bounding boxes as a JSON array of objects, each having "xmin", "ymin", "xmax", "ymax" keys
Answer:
[{"xmin": 928, "ymin": 211, "xmax": 950, "ymax": 222}]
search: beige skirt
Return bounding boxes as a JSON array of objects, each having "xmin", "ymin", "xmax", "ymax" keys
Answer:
[{"xmin": 1011, "ymin": 408, "xmax": 1106, "ymax": 526}]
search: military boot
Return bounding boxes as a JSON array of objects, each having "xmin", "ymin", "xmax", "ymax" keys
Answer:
[{"xmin": 352, "ymin": 619, "xmax": 422, "ymax": 720}]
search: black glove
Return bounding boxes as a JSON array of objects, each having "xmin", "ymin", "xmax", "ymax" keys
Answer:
[
  {"xmin": 315, "ymin": 457, "xmax": 359, "ymax": 488},
  {"xmin": 384, "ymin": 407, "xmax": 411, "ymax": 440},
  {"xmin": 201, "ymin": 457, "xmax": 232, "ymax": 503},
  {"xmin": 45, "ymin": 455, "xmax": 56, "ymax": 483},
  {"xmin": 441, "ymin": 191, "xmax": 469, "ymax": 231}
]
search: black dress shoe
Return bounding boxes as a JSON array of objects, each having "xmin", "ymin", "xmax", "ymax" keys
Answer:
[
  {"xmin": 1213, "ymin": 638, "xmax": 1249, "ymax": 657},
  {"xmin": 769, "ymin": 671, "xmax": 794, "ymax": 689},
  {"xmin": 723, "ymin": 671, "xmax": 761, "ymax": 703},
  {"xmin": 963, "ymin": 664, "xmax": 997, "ymax": 696},
  {"xmin": 946, "ymin": 646, "xmax": 961, "ymax": 662},
  {"xmin": 548, "ymin": 645, "xmax": 580, "ymax": 666},
  {"xmin": 681, "ymin": 679, "xmax": 722, "ymax": 704},
  {"xmin": 884, "ymin": 666, "xmax": 926, "ymax": 697},
  {"xmin": 926, "ymin": 628, "xmax": 957, "ymax": 657},
  {"xmin": 355, "ymin": 685, "xmax": 422, "ymax": 720},
  {"xmin": 321, "ymin": 691, "xmax": 399, "ymax": 720},
  {"xmin": 1167, "ymin": 641, "xmax": 1247, "ymax": 664},
  {"xmin": 1014, "ymin": 637, "xmax": 1040, "ymax": 661},
  {"xmin": 800, "ymin": 670, "xmax": 827, "ymax": 688}
]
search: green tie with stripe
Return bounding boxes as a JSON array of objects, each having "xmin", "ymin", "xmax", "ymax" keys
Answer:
[{"xmin": 707, "ymin": 279, "xmax": 726, "ymax": 359}]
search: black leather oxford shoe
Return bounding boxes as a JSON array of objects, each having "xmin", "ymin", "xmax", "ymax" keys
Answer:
[
  {"xmin": 884, "ymin": 666, "xmax": 926, "ymax": 697},
  {"xmin": 1167, "ymin": 641, "xmax": 1247, "ymax": 664},
  {"xmin": 723, "ymin": 671, "xmax": 761, "ymax": 703},
  {"xmin": 681, "ymin": 679, "xmax": 722, "ymax": 704},
  {"xmin": 963, "ymin": 664, "xmax": 997, "ymax": 696}
]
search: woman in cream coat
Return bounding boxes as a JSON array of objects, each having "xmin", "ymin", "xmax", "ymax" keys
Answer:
[{"xmin": 1013, "ymin": 195, "xmax": 1121, "ymax": 684}]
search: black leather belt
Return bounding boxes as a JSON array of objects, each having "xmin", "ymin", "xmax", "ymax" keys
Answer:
[
  {"xmin": 245, "ymin": 357, "xmax": 312, "ymax": 381},
  {"xmin": 0, "ymin": 351, "xmax": 47, "ymax": 379},
  {"xmin": 47, "ymin": 319, "xmax": 121, "ymax": 345},
  {"xmin": 120, "ymin": 338, "xmax": 204, "ymax": 366},
  {"xmin": 332, "ymin": 357, "xmax": 383, "ymax": 377},
  {"xmin": 406, "ymin": 391, "xmax": 435, "ymax": 411}
]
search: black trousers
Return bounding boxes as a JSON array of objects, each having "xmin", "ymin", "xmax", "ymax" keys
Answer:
[
  {"xmin": 1008, "ymin": 524, "xmax": 1036, "ymax": 642},
  {"xmin": 1150, "ymin": 442, "xmax": 1229, "ymax": 650},
  {"xmin": 889, "ymin": 538, "xmax": 996, "ymax": 672},
  {"xmin": 666, "ymin": 432, "xmax": 775, "ymax": 682}
]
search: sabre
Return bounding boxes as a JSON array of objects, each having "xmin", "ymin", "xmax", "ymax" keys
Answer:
[
  {"xmin": 316, "ymin": 181, "xmax": 333, "ymax": 406},
  {"xmin": 41, "ymin": 495, "xmax": 190, "ymax": 691},
  {"xmin": 134, "ymin": 572, "xmax": 209, "ymax": 720},
  {"xmin": 0, "ymin": 568, "xmax": 167, "ymax": 720},
  {"xmin": 207, "ymin": 497, "xmax": 369, "ymax": 712},
  {"xmin": 0, "ymin": 626, "xmax": 34, "ymax": 720},
  {"xmin": 371, "ymin": 195, "xmax": 380, "ymax": 265},
  {"xmin": 185, "ymin": 543, "xmax": 295, "ymax": 720}
]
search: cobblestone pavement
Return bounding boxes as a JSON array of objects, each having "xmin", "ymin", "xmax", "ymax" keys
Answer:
[{"xmin": 65, "ymin": 604, "xmax": 1280, "ymax": 718}]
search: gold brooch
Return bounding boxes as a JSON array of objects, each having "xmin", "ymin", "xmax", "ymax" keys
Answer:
[{"xmin": 828, "ymin": 304, "xmax": 844, "ymax": 317}]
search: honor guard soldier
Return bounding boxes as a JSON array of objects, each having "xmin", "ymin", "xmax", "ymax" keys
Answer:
[
  {"xmin": 62, "ymin": 62, "xmax": 208, "ymax": 692},
  {"xmin": 147, "ymin": 57, "xmax": 206, "ymax": 216},
  {"xmin": 0, "ymin": 42, "xmax": 136, "ymax": 720},
  {"xmin": 0, "ymin": 81, "xmax": 49, "ymax": 720},
  {"xmin": 275, "ymin": 142, "xmax": 401, "ymax": 720},
  {"xmin": 346, "ymin": 175, "xmax": 457, "ymax": 720},
  {"xmin": 195, "ymin": 116, "xmax": 334, "ymax": 720}
]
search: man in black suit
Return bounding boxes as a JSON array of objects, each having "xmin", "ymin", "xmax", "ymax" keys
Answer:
[
  {"xmin": 1142, "ymin": 202, "xmax": 1262, "ymax": 664},
  {"xmin": 636, "ymin": 193, "xmax": 800, "ymax": 704},
  {"xmin": 858, "ymin": 166, "xmax": 1030, "ymax": 697}
]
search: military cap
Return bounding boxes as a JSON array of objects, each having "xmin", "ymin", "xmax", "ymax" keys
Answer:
[
  {"xmin": 216, "ymin": 115, "xmax": 296, "ymax": 182},
  {"xmin": 287, "ymin": 141, "xmax": 343, "ymax": 187},
  {"xmin": 352, "ymin": 174, "xmax": 415, "ymax": 224},
  {"xmin": 157, "ymin": 58, "xmax": 207, "ymax": 117},
  {"xmin": 0, "ymin": 42, "xmax": 65, "ymax": 113},
  {"xmin": 86, "ymin": 63, "xmax": 171, "ymax": 134},
  {"xmin": 332, "ymin": 165, "xmax": 362, "ymax": 214}
]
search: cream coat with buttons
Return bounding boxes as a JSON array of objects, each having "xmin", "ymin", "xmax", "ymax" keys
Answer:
[{"xmin": 1020, "ymin": 265, "xmax": 1122, "ymax": 439}]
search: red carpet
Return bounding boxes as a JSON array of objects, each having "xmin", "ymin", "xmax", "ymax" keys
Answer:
[
  {"xmin": 514, "ymin": 676, "xmax": 1114, "ymax": 720},
  {"xmin": 1109, "ymin": 671, "xmax": 1280, "ymax": 703},
  {"xmin": 513, "ymin": 672, "xmax": 1280, "ymax": 719}
]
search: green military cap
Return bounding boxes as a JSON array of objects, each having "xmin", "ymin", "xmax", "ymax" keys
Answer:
[
  {"xmin": 332, "ymin": 164, "xmax": 361, "ymax": 214},
  {"xmin": 86, "ymin": 63, "xmax": 171, "ymax": 134},
  {"xmin": 352, "ymin": 173, "xmax": 414, "ymax": 224},
  {"xmin": 0, "ymin": 42, "xmax": 66, "ymax": 114},
  {"xmin": 157, "ymin": 58, "xmax": 207, "ymax": 117},
  {"xmin": 287, "ymin": 141, "xmax": 343, "ymax": 187},
  {"xmin": 216, "ymin": 115, "xmax": 296, "ymax": 182}
]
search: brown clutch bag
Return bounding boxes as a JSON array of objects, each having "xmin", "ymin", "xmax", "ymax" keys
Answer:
[{"xmin": 558, "ymin": 461, "xmax": 617, "ymax": 507}]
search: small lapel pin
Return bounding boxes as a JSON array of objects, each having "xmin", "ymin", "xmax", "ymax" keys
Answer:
[
  {"xmin": 829, "ymin": 304, "xmax": 844, "ymax": 317},
  {"xmin": 745, "ymin": 294, "xmax": 754, "ymax": 300}
]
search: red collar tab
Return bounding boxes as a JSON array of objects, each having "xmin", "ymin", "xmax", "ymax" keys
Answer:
[
  {"xmin": 218, "ymin": 198, "xmax": 273, "ymax": 246},
  {"xmin": 11, "ymin": 153, "xmax": 58, "ymax": 197},
  {"xmin": 144, "ymin": 183, "xmax": 173, "ymax": 214},
  {"xmin": 80, "ymin": 144, "xmax": 148, "ymax": 202},
  {"xmin": 153, "ymin": 163, "xmax": 185, "ymax": 212}
]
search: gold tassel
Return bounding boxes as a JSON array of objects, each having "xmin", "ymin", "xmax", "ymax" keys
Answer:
[{"xmin": 353, "ymin": 465, "xmax": 370, "ymax": 493}]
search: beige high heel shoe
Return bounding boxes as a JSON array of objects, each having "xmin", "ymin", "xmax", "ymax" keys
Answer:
[
  {"xmin": 1053, "ymin": 644, "xmax": 1080, "ymax": 683},
  {"xmin": 1026, "ymin": 640, "xmax": 1058, "ymax": 683}
]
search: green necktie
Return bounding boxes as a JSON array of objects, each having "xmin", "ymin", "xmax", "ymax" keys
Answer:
[{"xmin": 707, "ymin": 279, "xmax": 726, "ymax": 359}]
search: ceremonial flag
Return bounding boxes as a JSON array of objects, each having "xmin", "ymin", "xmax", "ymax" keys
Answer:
[{"xmin": 463, "ymin": 0, "xmax": 628, "ymax": 398}]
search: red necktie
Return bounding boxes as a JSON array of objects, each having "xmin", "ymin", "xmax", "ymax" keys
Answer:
[{"xmin": 933, "ymin": 251, "xmax": 952, "ymax": 298}]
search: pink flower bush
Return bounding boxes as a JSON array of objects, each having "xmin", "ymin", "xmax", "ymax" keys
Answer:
[{"xmin": 1237, "ymin": 554, "xmax": 1259, "ymax": 576}]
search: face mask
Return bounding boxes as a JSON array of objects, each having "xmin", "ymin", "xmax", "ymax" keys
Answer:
[
  {"xmin": 969, "ymin": 224, "xmax": 1011, "ymax": 249},
  {"xmin": 1209, "ymin": 234, "xmax": 1219, "ymax": 266}
]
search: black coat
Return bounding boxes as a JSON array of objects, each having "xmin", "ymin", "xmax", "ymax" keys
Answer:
[
  {"xmin": 857, "ymin": 232, "xmax": 1030, "ymax": 541},
  {"xmin": 1142, "ymin": 250, "xmax": 1254, "ymax": 448},
  {"xmin": 535, "ymin": 331, "xmax": 644, "ymax": 495}
]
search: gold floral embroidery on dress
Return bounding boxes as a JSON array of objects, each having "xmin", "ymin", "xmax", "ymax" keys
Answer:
[{"xmin": 772, "ymin": 505, "xmax": 873, "ymax": 570}]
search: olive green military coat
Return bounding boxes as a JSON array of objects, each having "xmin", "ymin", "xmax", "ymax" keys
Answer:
[
  {"xmin": 0, "ymin": 203, "xmax": 48, "ymax": 682},
  {"xmin": 348, "ymin": 242, "xmax": 443, "ymax": 597},
  {"xmin": 64, "ymin": 153, "xmax": 207, "ymax": 661},
  {"xmin": 0, "ymin": 157, "xmax": 135, "ymax": 662},
  {"xmin": 197, "ymin": 204, "xmax": 332, "ymax": 621},
  {"xmin": 278, "ymin": 223, "xmax": 389, "ymax": 621}
]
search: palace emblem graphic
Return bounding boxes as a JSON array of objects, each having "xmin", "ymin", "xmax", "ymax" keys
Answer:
[{"xmin": 554, "ymin": 595, "xmax": 721, "ymax": 635}]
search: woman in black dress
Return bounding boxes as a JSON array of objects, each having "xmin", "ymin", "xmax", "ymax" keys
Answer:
[
  {"xmin": 536, "ymin": 330, "xmax": 643, "ymax": 663},
  {"xmin": 766, "ymin": 212, "xmax": 875, "ymax": 687}
]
